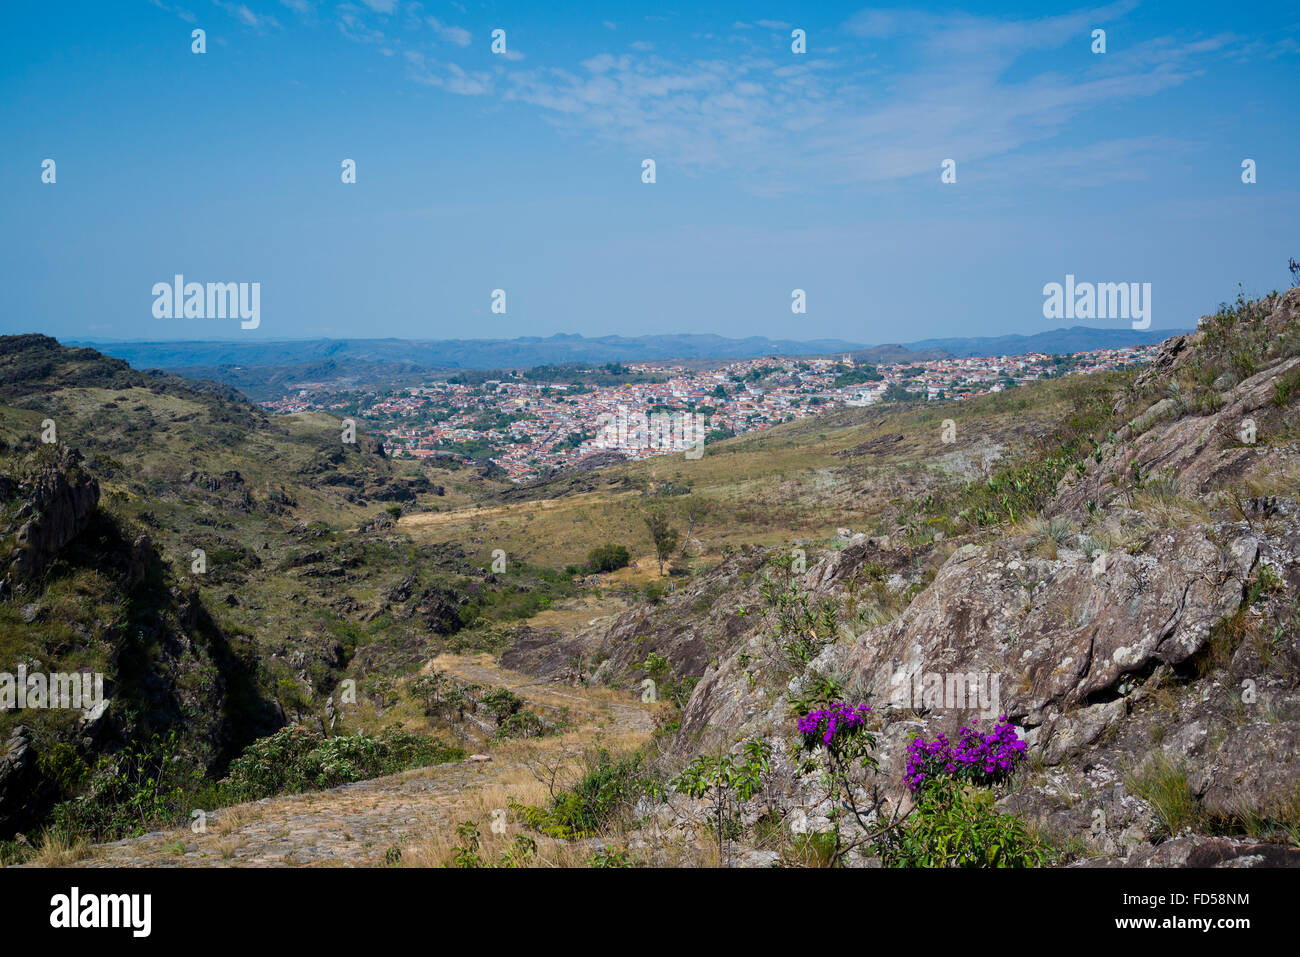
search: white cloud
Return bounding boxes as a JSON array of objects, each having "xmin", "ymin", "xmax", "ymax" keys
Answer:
[
  {"xmin": 405, "ymin": 51, "xmax": 492, "ymax": 95},
  {"xmin": 337, "ymin": 3, "xmax": 384, "ymax": 43},
  {"xmin": 213, "ymin": 1, "xmax": 280, "ymax": 31},
  {"xmin": 428, "ymin": 16, "xmax": 471, "ymax": 46},
  {"xmin": 149, "ymin": 0, "xmax": 198, "ymax": 23},
  {"xmin": 326, "ymin": 1, "xmax": 1257, "ymax": 194}
]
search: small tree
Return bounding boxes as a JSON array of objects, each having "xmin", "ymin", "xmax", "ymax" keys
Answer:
[
  {"xmin": 409, "ymin": 671, "xmax": 447, "ymax": 715},
  {"xmin": 671, "ymin": 738, "xmax": 770, "ymax": 866},
  {"xmin": 643, "ymin": 509, "xmax": 680, "ymax": 576},
  {"xmin": 676, "ymin": 498, "xmax": 712, "ymax": 561},
  {"xmin": 795, "ymin": 703, "xmax": 908, "ymax": 866}
]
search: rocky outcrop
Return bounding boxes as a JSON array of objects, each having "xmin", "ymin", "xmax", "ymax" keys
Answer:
[
  {"xmin": 824, "ymin": 522, "xmax": 1259, "ymax": 739},
  {"xmin": 500, "ymin": 625, "xmax": 589, "ymax": 680},
  {"xmin": 2, "ymin": 446, "xmax": 99, "ymax": 590}
]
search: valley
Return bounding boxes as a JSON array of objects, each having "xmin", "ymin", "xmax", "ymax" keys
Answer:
[{"xmin": 3, "ymin": 287, "xmax": 1300, "ymax": 869}]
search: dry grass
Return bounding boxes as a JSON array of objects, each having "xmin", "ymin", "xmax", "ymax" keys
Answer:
[
  {"xmin": 31, "ymin": 830, "xmax": 92, "ymax": 867},
  {"xmin": 1127, "ymin": 485, "xmax": 1212, "ymax": 526},
  {"xmin": 1243, "ymin": 461, "xmax": 1300, "ymax": 500},
  {"xmin": 214, "ymin": 803, "xmax": 267, "ymax": 836}
]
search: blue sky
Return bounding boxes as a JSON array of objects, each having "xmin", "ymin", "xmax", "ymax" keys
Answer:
[{"xmin": 2, "ymin": 0, "xmax": 1297, "ymax": 345}]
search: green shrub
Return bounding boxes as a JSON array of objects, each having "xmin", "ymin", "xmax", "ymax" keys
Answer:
[
  {"xmin": 587, "ymin": 846, "xmax": 636, "ymax": 867},
  {"xmin": 37, "ymin": 742, "xmax": 89, "ymax": 796},
  {"xmin": 496, "ymin": 710, "xmax": 550, "ymax": 739},
  {"xmin": 586, "ymin": 544, "xmax": 631, "ymax": 574},
  {"xmin": 47, "ymin": 730, "xmax": 199, "ymax": 841},
  {"xmin": 880, "ymin": 779, "xmax": 1047, "ymax": 867},
  {"xmin": 222, "ymin": 726, "xmax": 462, "ymax": 802},
  {"xmin": 479, "ymin": 687, "xmax": 524, "ymax": 722},
  {"xmin": 513, "ymin": 750, "xmax": 651, "ymax": 839},
  {"xmin": 1274, "ymin": 366, "xmax": 1300, "ymax": 407}
]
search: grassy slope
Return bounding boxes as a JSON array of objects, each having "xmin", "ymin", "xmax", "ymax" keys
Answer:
[{"xmin": 398, "ymin": 377, "xmax": 1087, "ymax": 568}]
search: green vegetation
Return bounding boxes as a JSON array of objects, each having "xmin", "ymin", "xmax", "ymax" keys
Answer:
[
  {"xmin": 881, "ymin": 382, "xmax": 925, "ymax": 403},
  {"xmin": 1124, "ymin": 753, "xmax": 1203, "ymax": 840},
  {"xmin": 449, "ymin": 821, "xmax": 539, "ymax": 868},
  {"xmin": 512, "ymin": 749, "xmax": 655, "ymax": 840},
  {"xmin": 880, "ymin": 779, "xmax": 1048, "ymax": 867},
  {"xmin": 222, "ymin": 726, "xmax": 462, "ymax": 803},
  {"xmin": 642, "ymin": 509, "xmax": 680, "ymax": 576},
  {"xmin": 671, "ymin": 738, "xmax": 771, "ymax": 865},
  {"xmin": 585, "ymin": 543, "xmax": 631, "ymax": 573},
  {"xmin": 832, "ymin": 365, "xmax": 883, "ymax": 388},
  {"xmin": 906, "ymin": 371, "xmax": 1128, "ymax": 531}
]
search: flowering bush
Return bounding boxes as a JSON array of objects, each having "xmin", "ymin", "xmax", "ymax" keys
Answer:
[
  {"xmin": 794, "ymin": 704, "xmax": 886, "ymax": 865},
  {"xmin": 798, "ymin": 703, "xmax": 872, "ymax": 748},
  {"xmin": 904, "ymin": 716, "xmax": 1027, "ymax": 793}
]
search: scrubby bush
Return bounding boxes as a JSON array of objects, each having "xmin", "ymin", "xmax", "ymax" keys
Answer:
[
  {"xmin": 47, "ymin": 730, "xmax": 199, "ymax": 842},
  {"xmin": 672, "ymin": 738, "xmax": 770, "ymax": 865},
  {"xmin": 513, "ymin": 749, "xmax": 652, "ymax": 839},
  {"xmin": 586, "ymin": 544, "xmax": 631, "ymax": 573},
  {"xmin": 221, "ymin": 726, "xmax": 462, "ymax": 802}
]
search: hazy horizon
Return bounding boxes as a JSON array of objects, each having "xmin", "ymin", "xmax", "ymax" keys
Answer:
[{"xmin": 58, "ymin": 323, "xmax": 1190, "ymax": 347}]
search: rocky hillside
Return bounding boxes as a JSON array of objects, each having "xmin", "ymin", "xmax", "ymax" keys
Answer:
[
  {"xmin": 527, "ymin": 287, "xmax": 1300, "ymax": 866},
  {"xmin": 0, "ymin": 336, "xmax": 581, "ymax": 845}
]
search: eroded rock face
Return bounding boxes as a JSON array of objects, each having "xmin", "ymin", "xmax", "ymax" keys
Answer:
[
  {"xmin": 499, "ymin": 625, "xmax": 587, "ymax": 680},
  {"xmin": 3, "ymin": 446, "xmax": 99, "ymax": 588},
  {"xmin": 1191, "ymin": 722, "xmax": 1300, "ymax": 820},
  {"xmin": 830, "ymin": 524, "xmax": 1255, "ymax": 738}
]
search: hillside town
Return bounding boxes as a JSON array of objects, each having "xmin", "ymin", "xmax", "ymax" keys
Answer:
[{"xmin": 260, "ymin": 344, "xmax": 1160, "ymax": 482}]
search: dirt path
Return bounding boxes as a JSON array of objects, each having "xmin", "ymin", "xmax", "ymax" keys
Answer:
[{"xmin": 71, "ymin": 655, "xmax": 656, "ymax": 868}]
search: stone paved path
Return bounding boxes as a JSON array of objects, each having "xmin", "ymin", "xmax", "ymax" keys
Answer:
[{"xmin": 65, "ymin": 654, "xmax": 655, "ymax": 868}]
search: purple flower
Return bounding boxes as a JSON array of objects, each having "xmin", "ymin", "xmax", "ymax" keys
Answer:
[
  {"xmin": 905, "ymin": 716, "xmax": 1026, "ymax": 793},
  {"xmin": 798, "ymin": 703, "xmax": 872, "ymax": 748}
]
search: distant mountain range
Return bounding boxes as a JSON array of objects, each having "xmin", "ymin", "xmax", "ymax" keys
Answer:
[
  {"xmin": 71, "ymin": 326, "xmax": 1186, "ymax": 373},
  {"xmin": 68, "ymin": 333, "xmax": 866, "ymax": 371},
  {"xmin": 902, "ymin": 325, "xmax": 1188, "ymax": 359}
]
